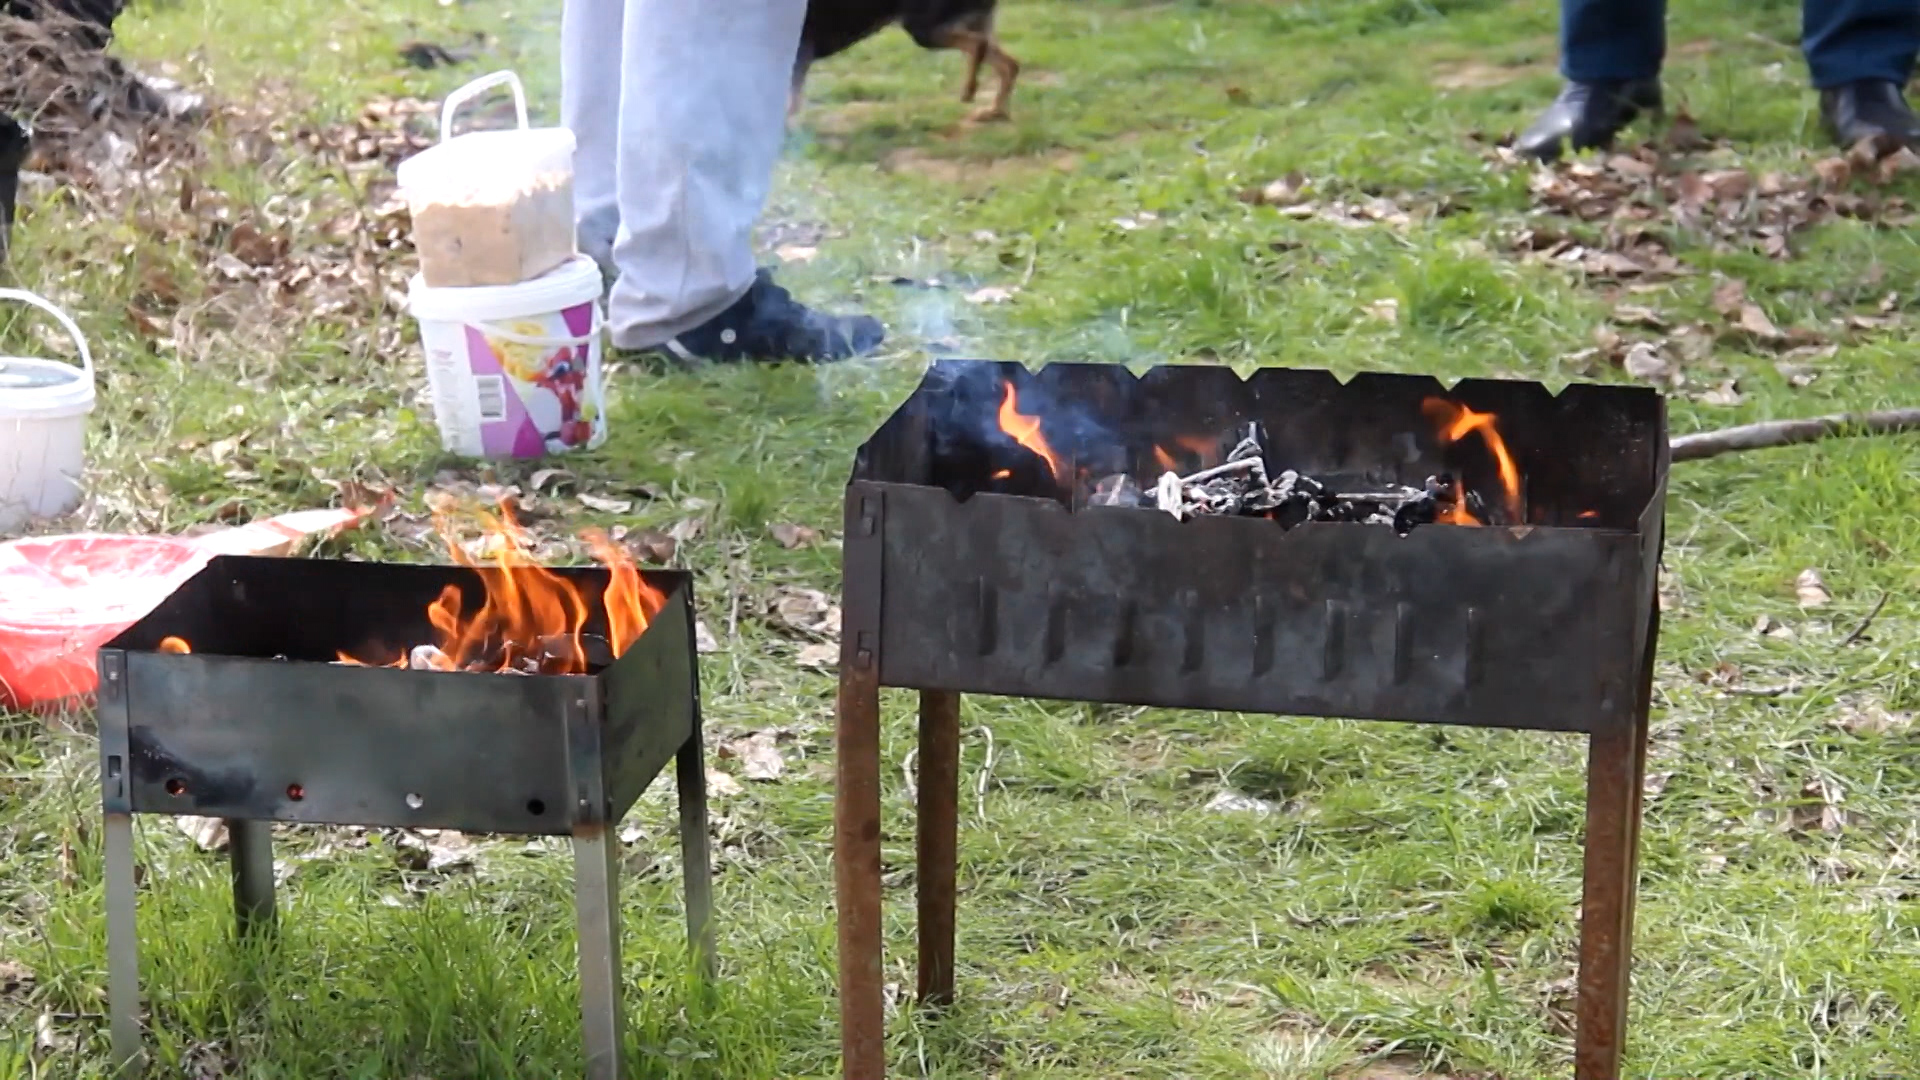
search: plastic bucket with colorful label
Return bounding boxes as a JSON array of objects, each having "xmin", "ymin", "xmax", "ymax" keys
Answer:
[
  {"xmin": 0, "ymin": 288, "xmax": 94, "ymax": 534},
  {"xmin": 406, "ymin": 254, "xmax": 607, "ymax": 459}
]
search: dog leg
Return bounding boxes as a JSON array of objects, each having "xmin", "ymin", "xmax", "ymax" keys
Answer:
[
  {"xmin": 978, "ymin": 37, "xmax": 1019, "ymax": 122},
  {"xmin": 961, "ymin": 38, "xmax": 987, "ymax": 102}
]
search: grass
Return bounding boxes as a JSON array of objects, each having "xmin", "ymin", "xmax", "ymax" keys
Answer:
[{"xmin": 4, "ymin": 0, "xmax": 1920, "ymax": 1076}]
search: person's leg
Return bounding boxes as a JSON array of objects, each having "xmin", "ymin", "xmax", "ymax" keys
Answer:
[
  {"xmin": 1804, "ymin": 0, "xmax": 1920, "ymax": 88},
  {"xmin": 561, "ymin": 0, "xmax": 622, "ymax": 275},
  {"xmin": 608, "ymin": 0, "xmax": 796, "ymax": 346},
  {"xmin": 1560, "ymin": 0, "xmax": 1666, "ymax": 83},
  {"xmin": 1519, "ymin": 0, "xmax": 1667, "ymax": 160}
]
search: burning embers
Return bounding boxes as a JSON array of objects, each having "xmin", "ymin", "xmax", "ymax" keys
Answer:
[
  {"xmin": 991, "ymin": 376, "xmax": 1533, "ymax": 533},
  {"xmin": 161, "ymin": 509, "xmax": 667, "ymax": 675}
]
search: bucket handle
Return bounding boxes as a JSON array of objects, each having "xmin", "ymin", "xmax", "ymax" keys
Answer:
[
  {"xmin": 439, "ymin": 70, "xmax": 529, "ymax": 142},
  {"xmin": 0, "ymin": 288, "xmax": 92, "ymax": 387}
]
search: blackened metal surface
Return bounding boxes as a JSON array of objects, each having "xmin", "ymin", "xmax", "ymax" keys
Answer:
[
  {"xmin": 853, "ymin": 361, "xmax": 1665, "ymax": 531},
  {"xmin": 99, "ymin": 556, "xmax": 696, "ymax": 836},
  {"xmin": 846, "ymin": 361, "xmax": 1668, "ymax": 733}
]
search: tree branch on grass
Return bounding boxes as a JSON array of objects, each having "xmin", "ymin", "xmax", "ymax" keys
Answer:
[{"xmin": 1671, "ymin": 407, "xmax": 1920, "ymax": 463}]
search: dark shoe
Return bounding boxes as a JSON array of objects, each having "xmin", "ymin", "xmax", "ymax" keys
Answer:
[
  {"xmin": 1820, "ymin": 80, "xmax": 1920, "ymax": 150},
  {"xmin": 1517, "ymin": 79, "xmax": 1663, "ymax": 162},
  {"xmin": 657, "ymin": 268, "xmax": 883, "ymax": 364}
]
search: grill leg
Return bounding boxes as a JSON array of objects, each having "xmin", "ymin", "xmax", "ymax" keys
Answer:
[
  {"xmin": 836, "ymin": 665, "xmax": 886, "ymax": 1080},
  {"xmin": 227, "ymin": 819, "xmax": 276, "ymax": 938},
  {"xmin": 105, "ymin": 811, "xmax": 145, "ymax": 1078},
  {"xmin": 676, "ymin": 729, "xmax": 716, "ymax": 978},
  {"xmin": 573, "ymin": 825, "xmax": 624, "ymax": 1080},
  {"xmin": 916, "ymin": 690, "xmax": 961, "ymax": 1009},
  {"xmin": 1575, "ymin": 610, "xmax": 1657, "ymax": 1080}
]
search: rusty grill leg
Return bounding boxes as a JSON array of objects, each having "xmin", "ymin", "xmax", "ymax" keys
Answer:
[
  {"xmin": 227, "ymin": 818, "xmax": 276, "ymax": 938},
  {"xmin": 104, "ymin": 811, "xmax": 145, "ymax": 1078},
  {"xmin": 676, "ymin": 729, "xmax": 716, "ymax": 978},
  {"xmin": 916, "ymin": 690, "xmax": 962, "ymax": 1009},
  {"xmin": 573, "ymin": 824, "xmax": 625, "ymax": 1080},
  {"xmin": 1575, "ymin": 609, "xmax": 1657, "ymax": 1080},
  {"xmin": 836, "ymin": 663, "xmax": 887, "ymax": 1080}
]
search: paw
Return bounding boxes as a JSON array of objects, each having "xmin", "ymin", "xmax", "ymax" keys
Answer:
[{"xmin": 966, "ymin": 105, "xmax": 1010, "ymax": 124}]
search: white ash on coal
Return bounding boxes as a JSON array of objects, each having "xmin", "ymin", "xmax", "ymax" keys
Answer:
[{"xmin": 1084, "ymin": 425, "xmax": 1483, "ymax": 534}]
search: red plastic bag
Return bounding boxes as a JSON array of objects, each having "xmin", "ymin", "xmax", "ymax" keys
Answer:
[{"xmin": 0, "ymin": 535, "xmax": 211, "ymax": 711}]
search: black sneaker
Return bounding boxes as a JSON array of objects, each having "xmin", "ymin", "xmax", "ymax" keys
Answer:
[{"xmin": 656, "ymin": 269, "xmax": 884, "ymax": 364}]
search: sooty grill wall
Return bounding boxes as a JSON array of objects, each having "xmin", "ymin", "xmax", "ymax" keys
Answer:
[
  {"xmin": 834, "ymin": 361, "xmax": 1667, "ymax": 1080},
  {"xmin": 97, "ymin": 555, "xmax": 712, "ymax": 1080}
]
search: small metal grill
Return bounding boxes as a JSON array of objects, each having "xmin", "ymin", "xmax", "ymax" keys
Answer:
[
  {"xmin": 833, "ymin": 360, "xmax": 1667, "ymax": 1080},
  {"xmin": 96, "ymin": 555, "xmax": 713, "ymax": 1080}
]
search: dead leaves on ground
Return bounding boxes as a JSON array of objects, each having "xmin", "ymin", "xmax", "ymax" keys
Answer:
[{"xmin": 1513, "ymin": 132, "xmax": 1916, "ymax": 275}]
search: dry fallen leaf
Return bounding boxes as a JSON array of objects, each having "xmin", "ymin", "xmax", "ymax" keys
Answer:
[
  {"xmin": 1754, "ymin": 614, "xmax": 1795, "ymax": 639},
  {"xmin": 627, "ymin": 528, "xmax": 677, "ymax": 565},
  {"xmin": 705, "ymin": 768, "xmax": 745, "ymax": 798},
  {"xmin": 695, "ymin": 619, "xmax": 719, "ymax": 654},
  {"xmin": 0, "ymin": 959, "xmax": 31, "ymax": 996},
  {"xmin": 774, "ymin": 243, "xmax": 819, "ymax": 263},
  {"xmin": 1696, "ymin": 379, "xmax": 1743, "ymax": 407},
  {"xmin": 723, "ymin": 732, "xmax": 787, "ymax": 781},
  {"xmin": 1796, "ymin": 568, "xmax": 1832, "ymax": 608},
  {"xmin": 1205, "ymin": 790, "xmax": 1277, "ymax": 815},
  {"xmin": 796, "ymin": 642, "xmax": 839, "ymax": 668},
  {"xmin": 1711, "ymin": 279, "xmax": 1747, "ymax": 317},
  {"xmin": 1364, "ymin": 297, "xmax": 1400, "ymax": 323},
  {"xmin": 34, "ymin": 1011, "xmax": 70, "ymax": 1056},
  {"xmin": 1612, "ymin": 304, "xmax": 1667, "ymax": 329},
  {"xmin": 772, "ymin": 586, "xmax": 841, "ymax": 637},
  {"xmin": 1774, "ymin": 356, "xmax": 1823, "ymax": 388},
  {"xmin": 1622, "ymin": 341, "xmax": 1676, "ymax": 383},
  {"xmin": 966, "ymin": 285, "xmax": 1016, "ymax": 305},
  {"xmin": 1788, "ymin": 776, "xmax": 1846, "ymax": 837},
  {"xmin": 1736, "ymin": 303, "xmax": 1783, "ymax": 341},
  {"xmin": 1833, "ymin": 702, "xmax": 1913, "ymax": 737},
  {"xmin": 577, "ymin": 493, "xmax": 633, "ymax": 514},
  {"xmin": 668, "ymin": 517, "xmax": 706, "ymax": 544},
  {"xmin": 770, "ymin": 523, "xmax": 820, "ymax": 549},
  {"xmin": 1243, "ymin": 171, "xmax": 1307, "ymax": 205},
  {"xmin": 177, "ymin": 816, "xmax": 229, "ymax": 852}
]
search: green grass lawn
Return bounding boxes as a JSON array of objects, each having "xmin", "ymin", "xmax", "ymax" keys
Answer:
[{"xmin": 4, "ymin": 0, "xmax": 1920, "ymax": 1076}]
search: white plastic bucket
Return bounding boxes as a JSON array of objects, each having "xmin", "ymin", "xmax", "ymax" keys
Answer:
[
  {"xmin": 0, "ymin": 289, "xmax": 94, "ymax": 533},
  {"xmin": 407, "ymin": 254, "xmax": 607, "ymax": 459}
]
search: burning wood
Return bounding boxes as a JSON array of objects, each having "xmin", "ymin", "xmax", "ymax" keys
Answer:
[{"xmin": 1085, "ymin": 424, "xmax": 1482, "ymax": 534}]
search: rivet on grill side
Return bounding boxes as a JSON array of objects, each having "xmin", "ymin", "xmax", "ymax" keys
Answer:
[
  {"xmin": 1112, "ymin": 601, "xmax": 1137, "ymax": 668},
  {"xmin": 1043, "ymin": 594, "xmax": 1067, "ymax": 665},
  {"xmin": 975, "ymin": 580, "xmax": 998, "ymax": 657},
  {"xmin": 1251, "ymin": 596, "xmax": 1275, "ymax": 678},
  {"xmin": 1393, "ymin": 602, "xmax": 1414, "ymax": 685},
  {"xmin": 1321, "ymin": 600, "xmax": 1347, "ymax": 681}
]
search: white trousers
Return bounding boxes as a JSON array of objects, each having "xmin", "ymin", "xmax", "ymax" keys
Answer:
[{"xmin": 561, "ymin": 0, "xmax": 805, "ymax": 349}]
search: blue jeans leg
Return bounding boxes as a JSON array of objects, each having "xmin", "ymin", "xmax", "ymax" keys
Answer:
[
  {"xmin": 1561, "ymin": 0, "xmax": 1667, "ymax": 82},
  {"xmin": 1803, "ymin": 0, "xmax": 1920, "ymax": 88}
]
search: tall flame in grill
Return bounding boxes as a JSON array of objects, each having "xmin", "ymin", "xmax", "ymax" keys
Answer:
[
  {"xmin": 1423, "ymin": 398, "xmax": 1523, "ymax": 524},
  {"xmin": 334, "ymin": 508, "xmax": 665, "ymax": 673},
  {"xmin": 997, "ymin": 381, "xmax": 1064, "ymax": 482},
  {"xmin": 143, "ymin": 507, "xmax": 667, "ymax": 673}
]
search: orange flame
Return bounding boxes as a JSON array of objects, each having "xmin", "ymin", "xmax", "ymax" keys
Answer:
[
  {"xmin": 997, "ymin": 381, "xmax": 1064, "ymax": 482},
  {"xmin": 154, "ymin": 511, "xmax": 663, "ymax": 674},
  {"xmin": 1173, "ymin": 434, "xmax": 1218, "ymax": 465},
  {"xmin": 1152, "ymin": 446, "xmax": 1178, "ymax": 473},
  {"xmin": 991, "ymin": 468, "xmax": 1012, "ymax": 480},
  {"xmin": 334, "ymin": 507, "xmax": 666, "ymax": 674},
  {"xmin": 1436, "ymin": 478, "xmax": 1482, "ymax": 526},
  {"xmin": 1422, "ymin": 398, "xmax": 1523, "ymax": 523}
]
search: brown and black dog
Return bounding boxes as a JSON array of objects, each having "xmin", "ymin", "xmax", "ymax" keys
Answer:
[{"xmin": 793, "ymin": 0, "xmax": 1020, "ymax": 122}]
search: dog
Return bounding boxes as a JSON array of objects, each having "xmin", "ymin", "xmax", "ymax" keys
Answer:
[{"xmin": 793, "ymin": 0, "xmax": 1020, "ymax": 123}]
